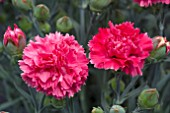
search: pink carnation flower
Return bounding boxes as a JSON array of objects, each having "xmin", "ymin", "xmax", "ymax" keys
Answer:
[
  {"xmin": 134, "ymin": 0, "xmax": 170, "ymax": 7},
  {"xmin": 19, "ymin": 32, "xmax": 89, "ymax": 99},
  {"xmin": 88, "ymin": 21, "xmax": 153, "ymax": 77}
]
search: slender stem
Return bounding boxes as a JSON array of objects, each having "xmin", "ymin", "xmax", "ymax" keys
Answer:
[
  {"xmin": 80, "ymin": 87, "xmax": 87, "ymax": 113},
  {"xmin": 28, "ymin": 88, "xmax": 38, "ymax": 113},
  {"xmin": 3, "ymin": 51, "xmax": 11, "ymax": 60},
  {"xmin": 80, "ymin": 0, "xmax": 86, "ymax": 45},
  {"xmin": 132, "ymin": 107, "xmax": 142, "ymax": 113},
  {"xmin": 101, "ymin": 71, "xmax": 109, "ymax": 112},
  {"xmin": 23, "ymin": 100, "xmax": 32, "ymax": 113},
  {"xmin": 37, "ymin": 104, "xmax": 52, "ymax": 113},
  {"xmin": 68, "ymin": 0, "xmax": 73, "ymax": 18},
  {"xmin": 85, "ymin": 13, "xmax": 96, "ymax": 45},
  {"xmin": 29, "ymin": 11, "xmax": 44, "ymax": 37},
  {"xmin": 38, "ymin": 94, "xmax": 45, "ymax": 110},
  {"xmin": 50, "ymin": 1, "xmax": 58, "ymax": 20},
  {"xmin": 102, "ymin": 71, "xmax": 107, "ymax": 88},
  {"xmin": 159, "ymin": 4, "xmax": 165, "ymax": 36},
  {"xmin": 116, "ymin": 74, "xmax": 121, "ymax": 104},
  {"xmin": 66, "ymin": 98, "xmax": 72, "ymax": 113},
  {"xmin": 71, "ymin": 97, "xmax": 75, "ymax": 113},
  {"xmin": 121, "ymin": 76, "xmax": 139, "ymax": 98},
  {"xmin": 29, "ymin": 0, "xmax": 43, "ymax": 37},
  {"xmin": 3, "ymin": 80, "xmax": 12, "ymax": 101}
]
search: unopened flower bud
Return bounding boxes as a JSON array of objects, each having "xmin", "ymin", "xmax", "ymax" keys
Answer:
[
  {"xmin": 12, "ymin": 0, "xmax": 33, "ymax": 11},
  {"xmin": 34, "ymin": 4, "xmax": 50, "ymax": 21},
  {"xmin": 138, "ymin": 88, "xmax": 159, "ymax": 109},
  {"xmin": 89, "ymin": 0, "xmax": 112, "ymax": 12},
  {"xmin": 18, "ymin": 15, "xmax": 32, "ymax": 32},
  {"xmin": 91, "ymin": 107, "xmax": 104, "ymax": 113},
  {"xmin": 110, "ymin": 105, "xmax": 126, "ymax": 113},
  {"xmin": 56, "ymin": 16, "xmax": 73, "ymax": 33},
  {"xmin": 108, "ymin": 78, "xmax": 125, "ymax": 92},
  {"xmin": 150, "ymin": 36, "xmax": 170, "ymax": 60},
  {"xmin": 3, "ymin": 24, "xmax": 26, "ymax": 51},
  {"xmin": 39, "ymin": 21, "xmax": 51, "ymax": 33}
]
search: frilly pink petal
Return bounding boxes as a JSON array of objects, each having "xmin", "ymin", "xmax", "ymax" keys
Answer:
[
  {"xmin": 134, "ymin": 0, "xmax": 170, "ymax": 7},
  {"xmin": 19, "ymin": 32, "xmax": 89, "ymax": 99},
  {"xmin": 88, "ymin": 21, "xmax": 153, "ymax": 77}
]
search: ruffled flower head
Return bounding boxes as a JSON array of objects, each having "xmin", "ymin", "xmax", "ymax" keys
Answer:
[
  {"xmin": 19, "ymin": 32, "xmax": 89, "ymax": 99},
  {"xmin": 88, "ymin": 21, "xmax": 153, "ymax": 77}
]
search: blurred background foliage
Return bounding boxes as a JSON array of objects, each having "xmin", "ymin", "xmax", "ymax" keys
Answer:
[{"xmin": 0, "ymin": 0, "xmax": 170, "ymax": 113}]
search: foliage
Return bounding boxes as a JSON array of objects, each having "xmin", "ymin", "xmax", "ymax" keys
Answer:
[{"xmin": 0, "ymin": 0, "xmax": 170, "ymax": 113}]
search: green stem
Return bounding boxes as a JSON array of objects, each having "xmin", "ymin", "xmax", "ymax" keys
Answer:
[
  {"xmin": 159, "ymin": 4, "xmax": 165, "ymax": 36},
  {"xmin": 121, "ymin": 76, "xmax": 139, "ymax": 98},
  {"xmin": 85, "ymin": 13, "xmax": 96, "ymax": 45},
  {"xmin": 66, "ymin": 98, "xmax": 73, "ymax": 113},
  {"xmin": 28, "ymin": 88, "xmax": 38, "ymax": 113},
  {"xmin": 80, "ymin": 87, "xmax": 87, "ymax": 113},
  {"xmin": 3, "ymin": 52, "xmax": 11, "ymax": 60},
  {"xmin": 50, "ymin": 0, "xmax": 58, "ymax": 18},
  {"xmin": 29, "ymin": 11, "xmax": 44, "ymax": 37},
  {"xmin": 29, "ymin": 0, "xmax": 43, "ymax": 37},
  {"xmin": 71, "ymin": 97, "xmax": 75, "ymax": 113},
  {"xmin": 37, "ymin": 104, "xmax": 52, "ymax": 113},
  {"xmin": 101, "ymin": 71, "xmax": 110, "ymax": 112},
  {"xmin": 38, "ymin": 94, "xmax": 45, "ymax": 110},
  {"xmin": 80, "ymin": 0, "xmax": 86, "ymax": 45},
  {"xmin": 132, "ymin": 107, "xmax": 142, "ymax": 113},
  {"xmin": 103, "ymin": 71, "xmax": 107, "ymax": 86},
  {"xmin": 116, "ymin": 74, "xmax": 121, "ymax": 104}
]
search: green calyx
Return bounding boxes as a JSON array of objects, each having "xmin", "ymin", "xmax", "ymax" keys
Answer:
[
  {"xmin": 108, "ymin": 77, "xmax": 125, "ymax": 93},
  {"xmin": 56, "ymin": 16, "xmax": 73, "ymax": 33},
  {"xmin": 138, "ymin": 88, "xmax": 159, "ymax": 109},
  {"xmin": 110, "ymin": 105, "xmax": 126, "ymax": 113},
  {"xmin": 39, "ymin": 21, "xmax": 51, "ymax": 33},
  {"xmin": 89, "ymin": 0, "xmax": 112, "ymax": 12},
  {"xmin": 12, "ymin": 0, "xmax": 33, "ymax": 11},
  {"xmin": 44, "ymin": 96, "xmax": 66, "ymax": 109},
  {"xmin": 18, "ymin": 15, "xmax": 32, "ymax": 32},
  {"xmin": 149, "ymin": 46, "xmax": 166, "ymax": 61},
  {"xmin": 34, "ymin": 4, "xmax": 50, "ymax": 21},
  {"xmin": 92, "ymin": 107, "xmax": 104, "ymax": 113}
]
